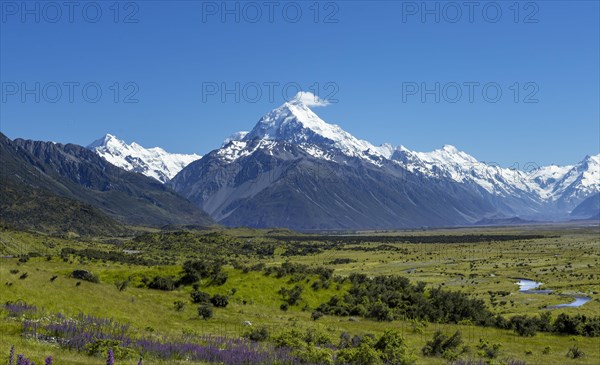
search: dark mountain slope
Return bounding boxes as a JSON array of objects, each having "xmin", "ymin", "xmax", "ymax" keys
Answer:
[{"xmin": 0, "ymin": 133, "xmax": 213, "ymax": 232}]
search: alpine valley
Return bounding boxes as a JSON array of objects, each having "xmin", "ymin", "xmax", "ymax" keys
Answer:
[{"xmin": 2, "ymin": 97, "xmax": 598, "ymax": 232}]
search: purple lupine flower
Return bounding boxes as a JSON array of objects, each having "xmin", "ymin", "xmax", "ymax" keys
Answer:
[
  {"xmin": 16, "ymin": 354, "xmax": 24, "ymax": 365},
  {"xmin": 137, "ymin": 357, "xmax": 143, "ymax": 365},
  {"xmin": 45, "ymin": 356, "xmax": 53, "ymax": 365},
  {"xmin": 8, "ymin": 345, "xmax": 15, "ymax": 365},
  {"xmin": 106, "ymin": 348, "xmax": 114, "ymax": 365}
]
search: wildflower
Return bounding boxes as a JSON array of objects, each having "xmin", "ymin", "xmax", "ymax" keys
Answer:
[
  {"xmin": 137, "ymin": 357, "xmax": 143, "ymax": 365},
  {"xmin": 106, "ymin": 349, "xmax": 114, "ymax": 365},
  {"xmin": 8, "ymin": 345, "xmax": 15, "ymax": 365},
  {"xmin": 45, "ymin": 356, "xmax": 53, "ymax": 365}
]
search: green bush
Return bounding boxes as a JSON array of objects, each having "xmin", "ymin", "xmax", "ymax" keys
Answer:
[
  {"xmin": 147, "ymin": 276, "xmax": 176, "ymax": 291},
  {"xmin": 422, "ymin": 330, "xmax": 463, "ymax": 358},
  {"xmin": 244, "ymin": 326, "xmax": 270, "ymax": 342},
  {"xmin": 85, "ymin": 340, "xmax": 136, "ymax": 359},
  {"xmin": 477, "ymin": 338, "xmax": 501, "ymax": 359},
  {"xmin": 71, "ymin": 270, "xmax": 99, "ymax": 283},
  {"xmin": 375, "ymin": 329, "xmax": 415, "ymax": 365},
  {"xmin": 566, "ymin": 345, "xmax": 585, "ymax": 359},
  {"xmin": 511, "ymin": 315, "xmax": 538, "ymax": 336},
  {"xmin": 198, "ymin": 304, "xmax": 213, "ymax": 320},
  {"xmin": 211, "ymin": 294, "xmax": 229, "ymax": 308},
  {"xmin": 293, "ymin": 344, "xmax": 333, "ymax": 365},
  {"xmin": 173, "ymin": 300, "xmax": 186, "ymax": 312},
  {"xmin": 336, "ymin": 335, "xmax": 383, "ymax": 365},
  {"xmin": 190, "ymin": 290, "xmax": 211, "ymax": 304}
]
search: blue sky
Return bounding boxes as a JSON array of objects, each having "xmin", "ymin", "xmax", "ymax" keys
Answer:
[{"xmin": 1, "ymin": 0, "xmax": 598, "ymax": 167}]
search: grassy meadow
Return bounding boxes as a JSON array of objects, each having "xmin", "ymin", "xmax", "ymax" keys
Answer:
[{"xmin": 0, "ymin": 224, "xmax": 598, "ymax": 364}]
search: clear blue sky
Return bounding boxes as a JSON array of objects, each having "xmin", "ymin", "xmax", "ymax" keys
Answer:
[{"xmin": 1, "ymin": 1, "xmax": 598, "ymax": 167}]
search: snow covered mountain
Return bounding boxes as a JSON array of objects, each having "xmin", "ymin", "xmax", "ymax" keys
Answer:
[
  {"xmin": 169, "ymin": 93, "xmax": 599, "ymax": 228},
  {"xmin": 88, "ymin": 134, "xmax": 201, "ymax": 183},
  {"xmin": 217, "ymin": 96, "xmax": 598, "ymax": 209},
  {"xmin": 391, "ymin": 145, "xmax": 599, "ymax": 213},
  {"xmin": 216, "ymin": 99, "xmax": 397, "ymax": 166}
]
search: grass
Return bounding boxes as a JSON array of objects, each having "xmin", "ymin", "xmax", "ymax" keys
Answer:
[{"xmin": 1, "ymin": 225, "xmax": 599, "ymax": 364}]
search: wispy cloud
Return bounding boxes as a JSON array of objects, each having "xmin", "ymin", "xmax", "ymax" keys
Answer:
[{"xmin": 293, "ymin": 91, "xmax": 330, "ymax": 107}]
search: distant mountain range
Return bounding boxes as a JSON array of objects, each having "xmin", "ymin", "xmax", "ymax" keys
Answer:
[
  {"xmin": 165, "ymin": 98, "xmax": 598, "ymax": 229},
  {"xmin": 88, "ymin": 134, "xmax": 201, "ymax": 183},
  {"xmin": 0, "ymin": 133, "xmax": 213, "ymax": 235},
  {"xmin": 2, "ymin": 97, "xmax": 598, "ymax": 232}
]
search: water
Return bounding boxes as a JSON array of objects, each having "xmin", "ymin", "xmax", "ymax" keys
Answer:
[
  {"xmin": 547, "ymin": 296, "xmax": 592, "ymax": 309},
  {"xmin": 515, "ymin": 279, "xmax": 553, "ymax": 294},
  {"xmin": 514, "ymin": 278, "xmax": 591, "ymax": 308}
]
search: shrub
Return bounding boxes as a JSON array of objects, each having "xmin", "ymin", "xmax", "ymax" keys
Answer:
[
  {"xmin": 336, "ymin": 335, "xmax": 383, "ymax": 365},
  {"xmin": 71, "ymin": 270, "xmax": 99, "ymax": 283},
  {"xmin": 190, "ymin": 290, "xmax": 211, "ymax": 304},
  {"xmin": 198, "ymin": 305, "xmax": 213, "ymax": 320},
  {"xmin": 244, "ymin": 326, "xmax": 270, "ymax": 342},
  {"xmin": 147, "ymin": 276, "xmax": 176, "ymax": 291},
  {"xmin": 375, "ymin": 329, "xmax": 415, "ymax": 365},
  {"xmin": 279, "ymin": 285, "xmax": 303, "ymax": 306},
  {"xmin": 476, "ymin": 338, "xmax": 501, "ymax": 359},
  {"xmin": 173, "ymin": 301, "xmax": 186, "ymax": 312},
  {"xmin": 212, "ymin": 271, "xmax": 228, "ymax": 286},
  {"xmin": 210, "ymin": 294, "xmax": 229, "ymax": 308},
  {"xmin": 422, "ymin": 330, "xmax": 463, "ymax": 358},
  {"xmin": 85, "ymin": 339, "xmax": 136, "ymax": 359},
  {"xmin": 510, "ymin": 315, "xmax": 538, "ymax": 337},
  {"xmin": 115, "ymin": 279, "xmax": 130, "ymax": 292},
  {"xmin": 180, "ymin": 259, "xmax": 224, "ymax": 286},
  {"xmin": 566, "ymin": 345, "xmax": 585, "ymax": 359},
  {"xmin": 293, "ymin": 345, "xmax": 333, "ymax": 365},
  {"xmin": 312, "ymin": 311, "xmax": 324, "ymax": 321}
]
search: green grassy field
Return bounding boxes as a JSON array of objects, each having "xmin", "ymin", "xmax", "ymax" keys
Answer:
[{"xmin": 1, "ymin": 225, "xmax": 599, "ymax": 364}]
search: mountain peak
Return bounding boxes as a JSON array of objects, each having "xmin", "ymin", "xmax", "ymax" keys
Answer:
[
  {"xmin": 239, "ymin": 99, "xmax": 393, "ymax": 163},
  {"xmin": 87, "ymin": 133, "xmax": 120, "ymax": 149},
  {"xmin": 441, "ymin": 144, "xmax": 459, "ymax": 153},
  {"xmin": 88, "ymin": 134, "xmax": 201, "ymax": 183}
]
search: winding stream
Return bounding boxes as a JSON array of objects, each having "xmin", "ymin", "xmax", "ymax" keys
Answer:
[{"xmin": 515, "ymin": 279, "xmax": 592, "ymax": 309}]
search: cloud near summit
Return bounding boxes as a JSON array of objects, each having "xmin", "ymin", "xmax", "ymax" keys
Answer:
[{"xmin": 293, "ymin": 91, "xmax": 330, "ymax": 107}]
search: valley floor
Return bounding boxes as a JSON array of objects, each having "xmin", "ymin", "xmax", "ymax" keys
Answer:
[{"xmin": 1, "ymin": 224, "xmax": 599, "ymax": 364}]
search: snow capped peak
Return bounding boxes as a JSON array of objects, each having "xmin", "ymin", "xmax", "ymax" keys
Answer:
[
  {"xmin": 88, "ymin": 134, "xmax": 201, "ymax": 183},
  {"xmin": 88, "ymin": 133, "xmax": 120, "ymax": 149},
  {"xmin": 241, "ymin": 99, "xmax": 392, "ymax": 163},
  {"xmin": 417, "ymin": 145, "xmax": 478, "ymax": 165},
  {"xmin": 441, "ymin": 144, "xmax": 459, "ymax": 153},
  {"xmin": 222, "ymin": 131, "xmax": 249, "ymax": 146}
]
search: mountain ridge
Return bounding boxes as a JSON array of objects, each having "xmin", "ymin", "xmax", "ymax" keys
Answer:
[
  {"xmin": 0, "ymin": 133, "xmax": 214, "ymax": 234},
  {"xmin": 168, "ymin": 96, "xmax": 598, "ymax": 229},
  {"xmin": 88, "ymin": 134, "xmax": 201, "ymax": 183}
]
